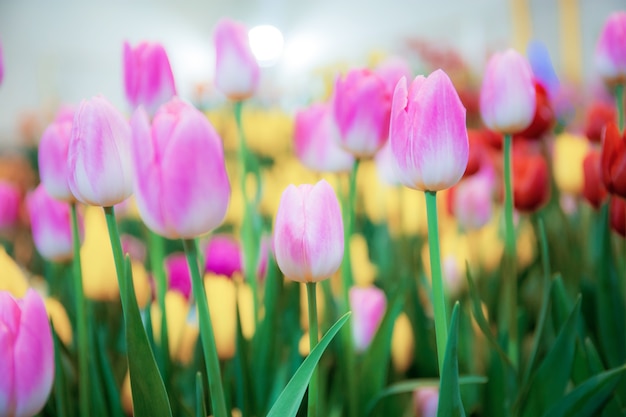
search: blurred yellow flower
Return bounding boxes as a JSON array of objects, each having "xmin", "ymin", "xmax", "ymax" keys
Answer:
[
  {"xmin": 175, "ymin": 324, "xmax": 199, "ymax": 366},
  {"xmin": 0, "ymin": 247, "xmax": 29, "ymax": 297},
  {"xmin": 205, "ymin": 274, "xmax": 237, "ymax": 360},
  {"xmin": 553, "ymin": 133, "xmax": 589, "ymax": 194},
  {"xmin": 131, "ymin": 261, "xmax": 152, "ymax": 310},
  {"xmin": 80, "ymin": 207, "xmax": 118, "ymax": 302},
  {"xmin": 45, "ymin": 297, "xmax": 73, "ymax": 346},
  {"xmin": 151, "ymin": 291, "xmax": 189, "ymax": 359},
  {"xmin": 300, "ymin": 282, "xmax": 326, "ymax": 331},
  {"xmin": 350, "ymin": 234, "xmax": 377, "ymax": 287},
  {"xmin": 391, "ymin": 312, "xmax": 414, "ymax": 373},
  {"xmin": 237, "ymin": 282, "xmax": 256, "ymax": 339}
]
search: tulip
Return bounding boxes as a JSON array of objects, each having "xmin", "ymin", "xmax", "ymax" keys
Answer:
[
  {"xmin": 601, "ymin": 122, "xmax": 626, "ymax": 197},
  {"xmin": 583, "ymin": 150, "xmax": 608, "ymax": 209},
  {"xmin": 45, "ymin": 298, "xmax": 73, "ymax": 346},
  {"xmin": 213, "ymin": 18, "xmax": 260, "ymax": 101},
  {"xmin": 130, "ymin": 98, "xmax": 230, "ymax": 239},
  {"xmin": 331, "ymin": 68, "xmax": 391, "ymax": 157},
  {"xmin": 38, "ymin": 108, "xmax": 75, "ymax": 201},
  {"xmin": 480, "ymin": 49, "xmax": 536, "ymax": 134},
  {"xmin": 67, "ymin": 96, "xmax": 133, "ymax": 206},
  {"xmin": 513, "ymin": 150, "xmax": 550, "ymax": 212},
  {"xmin": 0, "ymin": 289, "xmax": 54, "ymax": 417},
  {"xmin": 123, "ymin": 41, "xmax": 177, "ymax": 115},
  {"xmin": 584, "ymin": 101, "xmax": 616, "ymax": 143},
  {"xmin": 552, "ymin": 133, "xmax": 589, "ymax": 194},
  {"xmin": 204, "ymin": 275, "xmax": 237, "ymax": 360},
  {"xmin": 294, "ymin": 103, "xmax": 355, "ymax": 173},
  {"xmin": 413, "ymin": 387, "xmax": 438, "ymax": 417},
  {"xmin": 80, "ymin": 207, "xmax": 118, "ymax": 301},
  {"xmin": 610, "ymin": 195, "xmax": 626, "ymax": 237},
  {"xmin": 26, "ymin": 184, "xmax": 82, "ymax": 262},
  {"xmin": 464, "ymin": 130, "xmax": 487, "ymax": 178},
  {"xmin": 514, "ymin": 82, "xmax": 555, "ymax": 139},
  {"xmin": 165, "ymin": 252, "xmax": 192, "ymax": 300},
  {"xmin": 0, "ymin": 180, "xmax": 20, "ymax": 231},
  {"xmin": 452, "ymin": 166, "xmax": 495, "ymax": 231},
  {"xmin": 349, "ymin": 286, "xmax": 386, "ymax": 352},
  {"xmin": 151, "ymin": 290, "xmax": 190, "ymax": 359},
  {"xmin": 375, "ymin": 56, "xmax": 412, "ymax": 96},
  {"xmin": 595, "ymin": 12, "xmax": 626, "ymax": 85},
  {"xmin": 0, "ymin": 248, "xmax": 29, "ymax": 298},
  {"xmin": 391, "ymin": 312, "xmax": 414, "ymax": 373},
  {"xmin": 389, "ymin": 70, "xmax": 469, "ymax": 192},
  {"xmin": 273, "ymin": 179, "xmax": 344, "ymax": 283}
]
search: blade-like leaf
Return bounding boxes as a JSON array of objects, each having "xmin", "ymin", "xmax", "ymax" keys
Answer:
[
  {"xmin": 196, "ymin": 372, "xmax": 207, "ymax": 417},
  {"xmin": 124, "ymin": 256, "xmax": 173, "ymax": 417},
  {"xmin": 266, "ymin": 312, "xmax": 351, "ymax": 417},
  {"xmin": 437, "ymin": 302, "xmax": 465, "ymax": 417}
]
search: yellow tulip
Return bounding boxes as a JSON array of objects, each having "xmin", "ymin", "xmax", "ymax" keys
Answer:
[
  {"xmin": 391, "ymin": 312, "xmax": 414, "ymax": 373},
  {"xmin": 151, "ymin": 291, "xmax": 189, "ymax": 359},
  {"xmin": 553, "ymin": 133, "xmax": 589, "ymax": 195},
  {"xmin": 80, "ymin": 207, "xmax": 118, "ymax": 302},
  {"xmin": 204, "ymin": 275, "xmax": 237, "ymax": 360},
  {"xmin": 237, "ymin": 283, "xmax": 256, "ymax": 339},
  {"xmin": 131, "ymin": 260, "xmax": 151, "ymax": 310},
  {"xmin": 45, "ymin": 297, "xmax": 73, "ymax": 346},
  {"xmin": 175, "ymin": 324, "xmax": 199, "ymax": 366},
  {"xmin": 299, "ymin": 282, "xmax": 326, "ymax": 331},
  {"xmin": 0, "ymin": 247, "xmax": 29, "ymax": 297},
  {"xmin": 350, "ymin": 234, "xmax": 377, "ymax": 287}
]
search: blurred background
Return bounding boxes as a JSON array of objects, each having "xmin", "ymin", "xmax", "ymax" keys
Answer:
[{"xmin": 0, "ymin": 0, "xmax": 623, "ymax": 146}]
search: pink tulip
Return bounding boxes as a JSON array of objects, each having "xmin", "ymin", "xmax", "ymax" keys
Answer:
[
  {"xmin": 349, "ymin": 286, "xmax": 386, "ymax": 352},
  {"xmin": 165, "ymin": 253, "xmax": 192, "ymax": 300},
  {"xmin": 0, "ymin": 289, "xmax": 54, "ymax": 417},
  {"xmin": 213, "ymin": 18, "xmax": 260, "ymax": 100},
  {"xmin": 413, "ymin": 387, "xmax": 439, "ymax": 417},
  {"xmin": 204, "ymin": 234, "xmax": 242, "ymax": 278},
  {"xmin": 480, "ymin": 49, "xmax": 536, "ymax": 134},
  {"xmin": 595, "ymin": 12, "xmax": 626, "ymax": 85},
  {"xmin": 26, "ymin": 185, "xmax": 82, "ymax": 262},
  {"xmin": 375, "ymin": 56, "xmax": 412, "ymax": 96},
  {"xmin": 131, "ymin": 98, "xmax": 230, "ymax": 239},
  {"xmin": 390, "ymin": 70, "xmax": 469, "ymax": 191},
  {"xmin": 294, "ymin": 103, "xmax": 355, "ymax": 173},
  {"xmin": 452, "ymin": 165, "xmax": 495, "ymax": 231},
  {"xmin": 123, "ymin": 41, "xmax": 177, "ymax": 116},
  {"xmin": 0, "ymin": 180, "xmax": 20, "ymax": 231},
  {"xmin": 331, "ymin": 69, "xmax": 391, "ymax": 157},
  {"xmin": 273, "ymin": 179, "xmax": 344, "ymax": 282},
  {"xmin": 67, "ymin": 96, "xmax": 133, "ymax": 206},
  {"xmin": 39, "ymin": 107, "xmax": 75, "ymax": 202}
]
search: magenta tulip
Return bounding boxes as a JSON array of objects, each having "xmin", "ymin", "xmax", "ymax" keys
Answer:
[
  {"xmin": 204, "ymin": 234, "xmax": 242, "ymax": 278},
  {"xmin": 0, "ymin": 180, "xmax": 20, "ymax": 231},
  {"xmin": 39, "ymin": 107, "xmax": 75, "ymax": 202},
  {"xmin": 349, "ymin": 286, "xmax": 387, "ymax": 352},
  {"xmin": 67, "ymin": 96, "xmax": 133, "ymax": 206},
  {"xmin": 390, "ymin": 70, "xmax": 469, "ymax": 191},
  {"xmin": 480, "ymin": 49, "xmax": 536, "ymax": 134},
  {"xmin": 123, "ymin": 41, "xmax": 177, "ymax": 116},
  {"xmin": 331, "ymin": 68, "xmax": 391, "ymax": 157},
  {"xmin": 0, "ymin": 289, "xmax": 54, "ymax": 417},
  {"xmin": 26, "ymin": 185, "xmax": 82, "ymax": 261},
  {"xmin": 595, "ymin": 12, "xmax": 626, "ymax": 85},
  {"xmin": 273, "ymin": 179, "xmax": 344, "ymax": 282},
  {"xmin": 165, "ymin": 253, "xmax": 192, "ymax": 300},
  {"xmin": 213, "ymin": 18, "xmax": 260, "ymax": 100},
  {"xmin": 131, "ymin": 98, "xmax": 230, "ymax": 239},
  {"xmin": 294, "ymin": 103, "xmax": 355, "ymax": 173}
]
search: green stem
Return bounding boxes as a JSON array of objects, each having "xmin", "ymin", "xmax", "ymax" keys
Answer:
[
  {"xmin": 616, "ymin": 83, "xmax": 624, "ymax": 132},
  {"xmin": 149, "ymin": 230, "xmax": 170, "ymax": 382},
  {"xmin": 182, "ymin": 239, "xmax": 228, "ymax": 417},
  {"xmin": 103, "ymin": 206, "xmax": 128, "ymax": 314},
  {"xmin": 306, "ymin": 282, "xmax": 319, "ymax": 417},
  {"xmin": 424, "ymin": 191, "xmax": 448, "ymax": 376},
  {"xmin": 502, "ymin": 133, "xmax": 519, "ymax": 368},
  {"xmin": 70, "ymin": 203, "xmax": 90, "ymax": 416}
]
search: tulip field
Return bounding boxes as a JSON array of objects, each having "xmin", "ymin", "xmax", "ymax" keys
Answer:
[{"xmin": 2, "ymin": 10, "xmax": 626, "ymax": 417}]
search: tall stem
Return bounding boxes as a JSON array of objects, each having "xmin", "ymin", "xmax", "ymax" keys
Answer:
[
  {"xmin": 502, "ymin": 133, "xmax": 519, "ymax": 368},
  {"xmin": 182, "ymin": 239, "xmax": 228, "ymax": 417},
  {"xmin": 149, "ymin": 230, "xmax": 170, "ymax": 382},
  {"xmin": 424, "ymin": 191, "xmax": 448, "ymax": 376},
  {"xmin": 306, "ymin": 282, "xmax": 319, "ymax": 417},
  {"xmin": 616, "ymin": 83, "xmax": 624, "ymax": 131},
  {"xmin": 70, "ymin": 203, "xmax": 90, "ymax": 416},
  {"xmin": 103, "ymin": 206, "xmax": 129, "ymax": 314}
]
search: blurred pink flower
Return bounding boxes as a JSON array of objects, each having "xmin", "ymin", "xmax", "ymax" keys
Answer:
[
  {"xmin": 375, "ymin": 56, "xmax": 412, "ymax": 96},
  {"xmin": 165, "ymin": 252, "xmax": 192, "ymax": 300},
  {"xmin": 130, "ymin": 98, "xmax": 230, "ymax": 239},
  {"xmin": 595, "ymin": 11, "xmax": 626, "ymax": 85},
  {"xmin": 452, "ymin": 165, "xmax": 495, "ymax": 231},
  {"xmin": 413, "ymin": 387, "xmax": 438, "ymax": 417},
  {"xmin": 0, "ymin": 180, "xmax": 20, "ymax": 231},
  {"xmin": 0, "ymin": 289, "xmax": 54, "ymax": 417},
  {"xmin": 39, "ymin": 107, "xmax": 75, "ymax": 202},
  {"xmin": 204, "ymin": 234, "xmax": 242, "ymax": 278},
  {"xmin": 349, "ymin": 285, "xmax": 386, "ymax": 352}
]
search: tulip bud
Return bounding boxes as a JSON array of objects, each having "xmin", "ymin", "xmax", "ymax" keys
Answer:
[
  {"xmin": 0, "ymin": 289, "xmax": 54, "ymax": 417},
  {"xmin": 213, "ymin": 18, "xmax": 260, "ymax": 100},
  {"xmin": 38, "ymin": 108, "xmax": 75, "ymax": 202},
  {"xmin": 480, "ymin": 49, "xmax": 536, "ymax": 134},
  {"xmin": 26, "ymin": 184, "xmax": 82, "ymax": 262},
  {"xmin": 595, "ymin": 12, "xmax": 626, "ymax": 86},
  {"xmin": 452, "ymin": 166, "xmax": 495, "ymax": 231},
  {"xmin": 584, "ymin": 101, "xmax": 616, "ymax": 143},
  {"xmin": 514, "ymin": 82, "xmax": 555, "ymax": 139},
  {"xmin": 165, "ymin": 252, "xmax": 192, "ymax": 300},
  {"xmin": 0, "ymin": 180, "xmax": 20, "ymax": 231},
  {"xmin": 151, "ymin": 290, "xmax": 190, "ymax": 359},
  {"xmin": 553, "ymin": 133, "xmax": 589, "ymax": 194},
  {"xmin": 583, "ymin": 150, "xmax": 608, "ymax": 209},
  {"xmin": 601, "ymin": 122, "xmax": 626, "ymax": 198},
  {"xmin": 123, "ymin": 41, "xmax": 177, "ymax": 116},
  {"xmin": 204, "ymin": 275, "xmax": 237, "ymax": 360},
  {"xmin": 391, "ymin": 312, "xmax": 414, "ymax": 373},
  {"xmin": 390, "ymin": 70, "xmax": 469, "ymax": 192},
  {"xmin": 513, "ymin": 150, "xmax": 550, "ymax": 212},
  {"xmin": 349, "ymin": 286, "xmax": 386, "ymax": 352},
  {"xmin": 0, "ymin": 248, "xmax": 29, "ymax": 298},
  {"xmin": 45, "ymin": 298, "xmax": 73, "ymax": 346},
  {"xmin": 294, "ymin": 103, "xmax": 355, "ymax": 173},
  {"xmin": 273, "ymin": 180, "xmax": 344, "ymax": 283},
  {"xmin": 67, "ymin": 96, "xmax": 133, "ymax": 206},
  {"xmin": 610, "ymin": 195, "xmax": 626, "ymax": 237},
  {"xmin": 331, "ymin": 68, "xmax": 391, "ymax": 157},
  {"xmin": 413, "ymin": 387, "xmax": 438, "ymax": 417},
  {"xmin": 130, "ymin": 98, "xmax": 231, "ymax": 239}
]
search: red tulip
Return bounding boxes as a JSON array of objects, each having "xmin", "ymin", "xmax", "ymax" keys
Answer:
[
  {"xmin": 610, "ymin": 195, "xmax": 625, "ymax": 237},
  {"xmin": 514, "ymin": 82, "xmax": 555, "ymax": 140},
  {"xmin": 600, "ymin": 122, "xmax": 626, "ymax": 198},
  {"xmin": 584, "ymin": 101, "xmax": 616, "ymax": 143},
  {"xmin": 513, "ymin": 150, "xmax": 550, "ymax": 212},
  {"xmin": 582, "ymin": 150, "xmax": 608, "ymax": 209}
]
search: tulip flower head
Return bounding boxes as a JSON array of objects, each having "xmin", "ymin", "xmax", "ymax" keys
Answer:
[
  {"xmin": 0, "ymin": 289, "xmax": 54, "ymax": 417},
  {"xmin": 610, "ymin": 195, "xmax": 626, "ymax": 237},
  {"xmin": 601, "ymin": 122, "xmax": 626, "ymax": 198},
  {"xmin": 294, "ymin": 103, "xmax": 355, "ymax": 172},
  {"xmin": 452, "ymin": 166, "xmax": 495, "ymax": 231},
  {"xmin": 331, "ymin": 68, "xmax": 391, "ymax": 157},
  {"xmin": 595, "ymin": 12, "xmax": 626, "ymax": 86},
  {"xmin": 273, "ymin": 179, "xmax": 344, "ymax": 282},
  {"xmin": 123, "ymin": 41, "xmax": 177, "ymax": 116},
  {"xmin": 39, "ymin": 108, "xmax": 75, "ymax": 202},
  {"xmin": 204, "ymin": 234, "xmax": 242, "ymax": 278},
  {"xmin": 584, "ymin": 101, "xmax": 616, "ymax": 143},
  {"xmin": 213, "ymin": 18, "xmax": 260, "ymax": 100},
  {"xmin": 165, "ymin": 253, "xmax": 192, "ymax": 300},
  {"xmin": 513, "ymin": 150, "xmax": 550, "ymax": 212},
  {"xmin": 390, "ymin": 70, "xmax": 469, "ymax": 192},
  {"xmin": 349, "ymin": 286, "xmax": 387, "ymax": 352},
  {"xmin": 67, "ymin": 96, "xmax": 133, "ymax": 206},
  {"xmin": 131, "ymin": 98, "xmax": 231, "ymax": 239},
  {"xmin": 583, "ymin": 150, "xmax": 608, "ymax": 209},
  {"xmin": 480, "ymin": 49, "xmax": 536, "ymax": 134},
  {"xmin": 0, "ymin": 180, "xmax": 20, "ymax": 231}
]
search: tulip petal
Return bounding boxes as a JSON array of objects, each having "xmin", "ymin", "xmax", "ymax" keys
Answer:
[
  {"xmin": 274, "ymin": 184, "xmax": 308, "ymax": 281},
  {"xmin": 0, "ymin": 292, "xmax": 19, "ymax": 414}
]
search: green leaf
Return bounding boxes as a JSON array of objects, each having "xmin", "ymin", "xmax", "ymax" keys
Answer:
[
  {"xmin": 50, "ymin": 321, "xmax": 68, "ymax": 417},
  {"xmin": 124, "ymin": 256, "xmax": 173, "ymax": 417},
  {"xmin": 437, "ymin": 302, "xmax": 465, "ymax": 417},
  {"xmin": 196, "ymin": 372, "xmax": 207, "ymax": 417},
  {"xmin": 519, "ymin": 297, "xmax": 581, "ymax": 417},
  {"xmin": 266, "ymin": 312, "xmax": 351, "ymax": 417},
  {"xmin": 541, "ymin": 365, "xmax": 626, "ymax": 417},
  {"xmin": 365, "ymin": 376, "xmax": 488, "ymax": 416}
]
